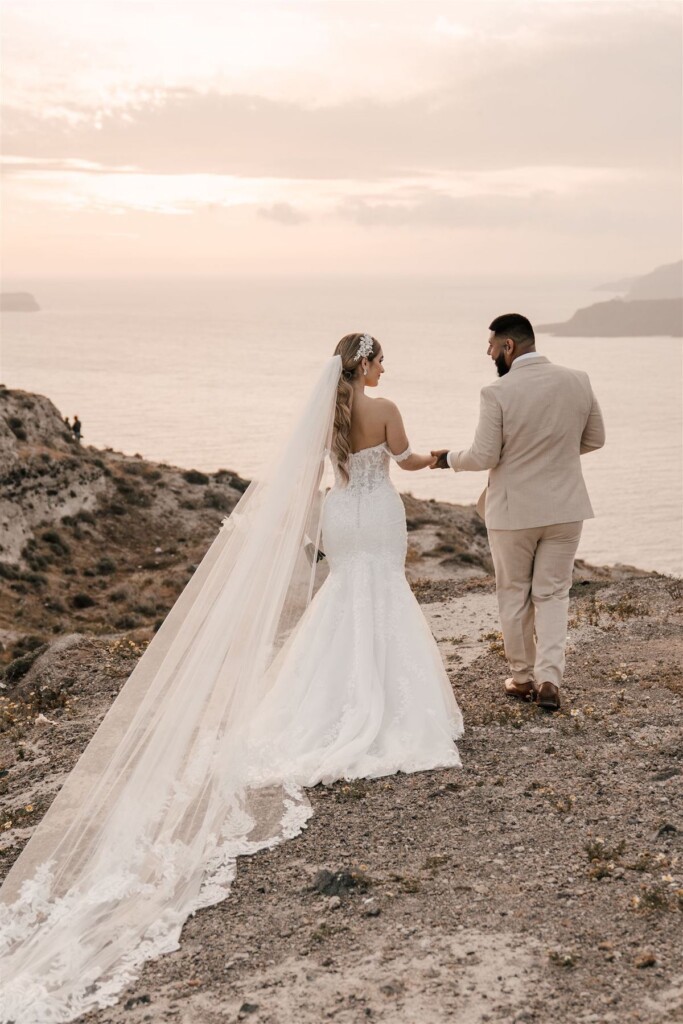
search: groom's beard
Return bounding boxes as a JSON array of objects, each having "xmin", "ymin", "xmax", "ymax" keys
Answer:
[{"xmin": 495, "ymin": 353, "xmax": 510, "ymax": 377}]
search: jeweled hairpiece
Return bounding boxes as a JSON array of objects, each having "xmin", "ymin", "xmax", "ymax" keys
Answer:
[{"xmin": 354, "ymin": 334, "xmax": 374, "ymax": 362}]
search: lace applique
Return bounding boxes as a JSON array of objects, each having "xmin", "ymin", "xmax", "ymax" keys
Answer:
[
  {"xmin": 389, "ymin": 445, "xmax": 412, "ymax": 463},
  {"xmin": 330, "ymin": 443, "xmax": 390, "ymax": 494}
]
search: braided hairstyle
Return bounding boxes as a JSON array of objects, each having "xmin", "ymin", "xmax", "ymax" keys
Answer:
[{"xmin": 331, "ymin": 332, "xmax": 379, "ymax": 485}]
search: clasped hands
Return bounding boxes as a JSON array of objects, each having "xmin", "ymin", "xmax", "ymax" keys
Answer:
[{"xmin": 429, "ymin": 449, "xmax": 450, "ymax": 470}]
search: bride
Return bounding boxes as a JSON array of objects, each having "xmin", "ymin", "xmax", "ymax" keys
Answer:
[{"xmin": 0, "ymin": 332, "xmax": 463, "ymax": 1023}]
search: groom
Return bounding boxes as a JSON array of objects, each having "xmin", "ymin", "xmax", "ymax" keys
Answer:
[{"xmin": 432, "ymin": 314, "xmax": 605, "ymax": 711}]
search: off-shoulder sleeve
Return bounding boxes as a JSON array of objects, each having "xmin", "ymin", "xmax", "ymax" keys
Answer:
[{"xmin": 388, "ymin": 444, "xmax": 412, "ymax": 463}]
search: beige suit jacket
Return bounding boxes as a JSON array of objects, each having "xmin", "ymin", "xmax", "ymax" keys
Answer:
[{"xmin": 449, "ymin": 355, "xmax": 605, "ymax": 530}]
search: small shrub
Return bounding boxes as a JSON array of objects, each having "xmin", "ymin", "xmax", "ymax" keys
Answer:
[
  {"xmin": 132, "ymin": 601, "xmax": 156, "ymax": 617},
  {"xmin": 3, "ymin": 645, "xmax": 48, "ymax": 683},
  {"xmin": 11, "ymin": 635, "xmax": 46, "ymax": 658},
  {"xmin": 633, "ymin": 883, "xmax": 676, "ymax": 913},
  {"xmin": 203, "ymin": 488, "xmax": 231, "ymax": 511},
  {"xmin": 96, "ymin": 556, "xmax": 117, "ymax": 575},
  {"xmin": 183, "ymin": 469, "xmax": 209, "ymax": 485},
  {"xmin": 114, "ymin": 476, "xmax": 136, "ymax": 495},
  {"xmin": 7, "ymin": 416, "xmax": 27, "ymax": 440},
  {"xmin": 113, "ymin": 477, "xmax": 151, "ymax": 506},
  {"xmin": 41, "ymin": 529, "xmax": 71, "ymax": 556},
  {"xmin": 71, "ymin": 592, "xmax": 96, "ymax": 609},
  {"xmin": 25, "ymin": 552, "xmax": 51, "ymax": 570},
  {"xmin": 115, "ymin": 613, "xmax": 141, "ymax": 630},
  {"xmin": 21, "ymin": 571, "xmax": 47, "ymax": 588}
]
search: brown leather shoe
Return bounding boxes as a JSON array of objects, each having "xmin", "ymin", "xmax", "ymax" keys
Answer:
[
  {"xmin": 535, "ymin": 681, "xmax": 561, "ymax": 711},
  {"xmin": 504, "ymin": 678, "xmax": 535, "ymax": 701}
]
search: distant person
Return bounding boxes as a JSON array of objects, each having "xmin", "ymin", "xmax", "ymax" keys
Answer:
[
  {"xmin": 431, "ymin": 313, "xmax": 605, "ymax": 712},
  {"xmin": 71, "ymin": 415, "xmax": 82, "ymax": 443},
  {"xmin": 63, "ymin": 415, "xmax": 71, "ymax": 429}
]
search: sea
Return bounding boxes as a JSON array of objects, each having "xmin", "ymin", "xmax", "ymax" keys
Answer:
[{"xmin": 1, "ymin": 275, "xmax": 681, "ymax": 576}]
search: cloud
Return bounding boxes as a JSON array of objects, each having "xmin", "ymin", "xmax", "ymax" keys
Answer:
[
  {"xmin": 336, "ymin": 175, "xmax": 682, "ymax": 238},
  {"xmin": 1, "ymin": 7, "xmax": 680, "ymax": 181},
  {"xmin": 0, "ymin": 155, "xmax": 140, "ymax": 175},
  {"xmin": 257, "ymin": 202, "xmax": 309, "ymax": 224}
]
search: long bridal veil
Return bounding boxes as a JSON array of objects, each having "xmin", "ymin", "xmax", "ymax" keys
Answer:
[{"xmin": 0, "ymin": 355, "xmax": 342, "ymax": 1024}]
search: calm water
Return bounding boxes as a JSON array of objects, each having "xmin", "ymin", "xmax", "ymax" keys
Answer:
[{"xmin": 1, "ymin": 276, "xmax": 681, "ymax": 575}]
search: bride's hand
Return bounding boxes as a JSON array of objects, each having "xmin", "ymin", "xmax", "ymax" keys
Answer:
[{"xmin": 430, "ymin": 449, "xmax": 449, "ymax": 469}]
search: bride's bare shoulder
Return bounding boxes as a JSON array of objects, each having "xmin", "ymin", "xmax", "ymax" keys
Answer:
[{"xmin": 372, "ymin": 397, "xmax": 401, "ymax": 420}]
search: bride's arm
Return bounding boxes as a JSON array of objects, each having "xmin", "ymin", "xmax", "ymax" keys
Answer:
[{"xmin": 383, "ymin": 400, "xmax": 435, "ymax": 471}]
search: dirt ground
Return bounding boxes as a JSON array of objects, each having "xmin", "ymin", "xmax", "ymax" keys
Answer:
[{"xmin": 1, "ymin": 570, "xmax": 681, "ymax": 1024}]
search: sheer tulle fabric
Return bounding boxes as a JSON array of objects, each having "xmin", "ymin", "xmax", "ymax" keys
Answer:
[
  {"xmin": 0, "ymin": 366, "xmax": 463, "ymax": 1024},
  {"xmin": 0, "ymin": 358, "xmax": 341, "ymax": 1023}
]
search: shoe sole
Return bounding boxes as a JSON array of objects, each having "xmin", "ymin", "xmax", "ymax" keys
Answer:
[
  {"xmin": 536, "ymin": 699, "xmax": 560, "ymax": 711},
  {"xmin": 504, "ymin": 686, "xmax": 534, "ymax": 701}
]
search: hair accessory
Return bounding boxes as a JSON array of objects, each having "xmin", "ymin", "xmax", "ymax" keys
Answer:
[{"xmin": 354, "ymin": 334, "xmax": 374, "ymax": 362}]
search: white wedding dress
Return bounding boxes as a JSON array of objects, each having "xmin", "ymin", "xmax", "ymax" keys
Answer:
[
  {"xmin": 0, "ymin": 358, "xmax": 462, "ymax": 1024},
  {"xmin": 243, "ymin": 442, "xmax": 463, "ymax": 788}
]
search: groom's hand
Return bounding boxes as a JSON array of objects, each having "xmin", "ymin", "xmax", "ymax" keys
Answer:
[{"xmin": 430, "ymin": 449, "xmax": 450, "ymax": 470}]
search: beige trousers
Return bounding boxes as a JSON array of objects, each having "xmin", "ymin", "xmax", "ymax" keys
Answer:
[{"xmin": 487, "ymin": 521, "xmax": 583, "ymax": 688}]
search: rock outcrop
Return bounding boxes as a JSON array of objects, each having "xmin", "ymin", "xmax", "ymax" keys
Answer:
[
  {"xmin": 538, "ymin": 297, "xmax": 683, "ymax": 337},
  {"xmin": 595, "ymin": 260, "xmax": 683, "ymax": 300},
  {"xmin": 0, "ymin": 292, "xmax": 40, "ymax": 312},
  {"xmin": 539, "ymin": 261, "xmax": 683, "ymax": 336}
]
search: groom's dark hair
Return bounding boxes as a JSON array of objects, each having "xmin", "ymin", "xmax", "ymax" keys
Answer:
[{"xmin": 489, "ymin": 313, "xmax": 535, "ymax": 347}]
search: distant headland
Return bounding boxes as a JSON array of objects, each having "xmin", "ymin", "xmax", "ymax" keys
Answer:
[
  {"xmin": 0, "ymin": 292, "xmax": 40, "ymax": 312},
  {"xmin": 538, "ymin": 260, "xmax": 683, "ymax": 337}
]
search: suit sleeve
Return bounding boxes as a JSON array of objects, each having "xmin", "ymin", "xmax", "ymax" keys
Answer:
[
  {"xmin": 580, "ymin": 387, "xmax": 606, "ymax": 454},
  {"xmin": 448, "ymin": 386, "xmax": 503, "ymax": 472}
]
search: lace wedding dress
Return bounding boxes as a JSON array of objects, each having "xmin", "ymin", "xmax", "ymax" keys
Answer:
[
  {"xmin": 243, "ymin": 442, "xmax": 463, "ymax": 788},
  {"xmin": 0, "ymin": 358, "xmax": 462, "ymax": 1023}
]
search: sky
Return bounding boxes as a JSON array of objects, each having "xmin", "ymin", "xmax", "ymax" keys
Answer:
[{"xmin": 1, "ymin": 0, "xmax": 681, "ymax": 280}]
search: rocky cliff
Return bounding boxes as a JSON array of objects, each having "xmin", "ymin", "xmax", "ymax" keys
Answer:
[{"xmin": 0, "ymin": 385, "xmax": 250, "ymax": 648}]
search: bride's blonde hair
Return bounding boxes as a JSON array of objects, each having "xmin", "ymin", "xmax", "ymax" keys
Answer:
[{"xmin": 332, "ymin": 332, "xmax": 379, "ymax": 485}]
